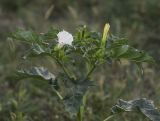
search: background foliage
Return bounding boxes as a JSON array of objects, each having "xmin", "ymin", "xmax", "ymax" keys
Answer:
[{"xmin": 0, "ymin": 0, "xmax": 160, "ymax": 121}]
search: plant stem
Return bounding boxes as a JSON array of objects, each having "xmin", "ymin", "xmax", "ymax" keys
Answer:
[
  {"xmin": 103, "ymin": 115, "xmax": 114, "ymax": 121},
  {"xmin": 77, "ymin": 93, "xmax": 88, "ymax": 121},
  {"xmin": 51, "ymin": 86, "xmax": 63, "ymax": 100},
  {"xmin": 56, "ymin": 59, "xmax": 72, "ymax": 79},
  {"xmin": 51, "ymin": 56, "xmax": 72, "ymax": 79},
  {"xmin": 83, "ymin": 64, "xmax": 96, "ymax": 81}
]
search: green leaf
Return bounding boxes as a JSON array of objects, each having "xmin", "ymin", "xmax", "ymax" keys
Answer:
[
  {"xmin": 41, "ymin": 27, "xmax": 59, "ymax": 40},
  {"xmin": 107, "ymin": 37, "xmax": 128, "ymax": 48},
  {"xmin": 120, "ymin": 48, "xmax": 154, "ymax": 63},
  {"xmin": 32, "ymin": 44, "xmax": 47, "ymax": 55},
  {"xmin": 63, "ymin": 80, "xmax": 92, "ymax": 116},
  {"xmin": 24, "ymin": 44, "xmax": 53, "ymax": 59},
  {"xmin": 11, "ymin": 29, "xmax": 39, "ymax": 43},
  {"xmin": 111, "ymin": 98, "xmax": 160, "ymax": 121},
  {"xmin": 106, "ymin": 37, "xmax": 154, "ymax": 63},
  {"xmin": 110, "ymin": 45, "xmax": 129, "ymax": 57},
  {"xmin": 11, "ymin": 29, "xmax": 61, "ymax": 60},
  {"xmin": 74, "ymin": 26, "xmax": 101, "ymax": 62},
  {"xmin": 16, "ymin": 67, "xmax": 55, "ymax": 82},
  {"xmin": 11, "ymin": 28, "xmax": 59, "ymax": 44}
]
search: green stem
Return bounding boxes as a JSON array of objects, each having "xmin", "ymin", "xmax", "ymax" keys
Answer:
[
  {"xmin": 83, "ymin": 64, "xmax": 96, "ymax": 81},
  {"xmin": 103, "ymin": 115, "xmax": 114, "ymax": 121},
  {"xmin": 51, "ymin": 55, "xmax": 72, "ymax": 79},
  {"xmin": 51, "ymin": 86, "xmax": 63, "ymax": 100},
  {"xmin": 77, "ymin": 93, "xmax": 88, "ymax": 121},
  {"xmin": 56, "ymin": 59, "xmax": 72, "ymax": 79}
]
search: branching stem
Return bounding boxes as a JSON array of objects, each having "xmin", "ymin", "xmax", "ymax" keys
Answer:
[
  {"xmin": 56, "ymin": 59, "xmax": 72, "ymax": 79},
  {"xmin": 83, "ymin": 64, "xmax": 96, "ymax": 81},
  {"xmin": 50, "ymin": 55, "xmax": 72, "ymax": 79}
]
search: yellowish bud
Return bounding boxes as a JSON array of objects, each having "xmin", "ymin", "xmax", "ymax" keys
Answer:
[{"xmin": 101, "ymin": 23, "xmax": 110, "ymax": 47}]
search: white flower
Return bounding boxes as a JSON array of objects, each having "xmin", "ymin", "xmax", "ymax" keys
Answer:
[{"xmin": 57, "ymin": 30, "xmax": 73, "ymax": 46}]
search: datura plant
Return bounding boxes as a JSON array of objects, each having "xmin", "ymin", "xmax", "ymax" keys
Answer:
[{"xmin": 11, "ymin": 23, "xmax": 159, "ymax": 121}]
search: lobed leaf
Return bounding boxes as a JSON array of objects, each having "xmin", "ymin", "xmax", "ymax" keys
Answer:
[
  {"xmin": 111, "ymin": 98, "xmax": 160, "ymax": 121},
  {"xmin": 63, "ymin": 80, "xmax": 93, "ymax": 116},
  {"xmin": 11, "ymin": 29, "xmax": 40, "ymax": 43},
  {"xmin": 106, "ymin": 38, "xmax": 154, "ymax": 63},
  {"xmin": 41, "ymin": 27, "xmax": 59, "ymax": 40},
  {"xmin": 16, "ymin": 67, "xmax": 55, "ymax": 82}
]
